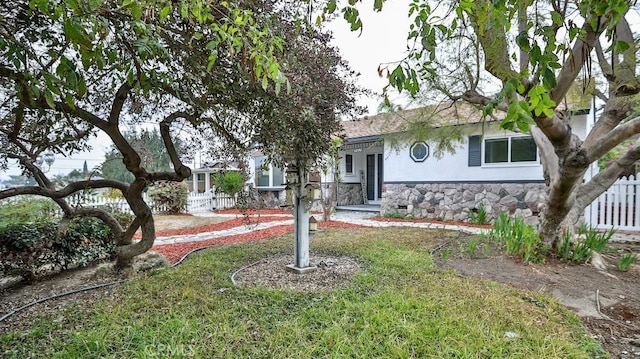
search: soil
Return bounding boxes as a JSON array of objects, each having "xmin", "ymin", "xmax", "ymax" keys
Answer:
[
  {"xmin": 1, "ymin": 217, "xmax": 639, "ymax": 358},
  {"xmin": 433, "ymin": 234, "xmax": 640, "ymax": 358}
]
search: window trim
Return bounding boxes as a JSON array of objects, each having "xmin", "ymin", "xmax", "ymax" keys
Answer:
[
  {"xmin": 345, "ymin": 154, "xmax": 353, "ymax": 174},
  {"xmin": 482, "ymin": 135, "xmax": 538, "ymax": 166},
  {"xmin": 409, "ymin": 141, "xmax": 430, "ymax": 162},
  {"xmin": 254, "ymin": 156, "xmax": 285, "ymax": 188}
]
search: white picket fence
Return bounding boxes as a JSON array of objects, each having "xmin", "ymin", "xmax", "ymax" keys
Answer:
[
  {"xmin": 585, "ymin": 175, "xmax": 640, "ymax": 231},
  {"xmin": 65, "ymin": 191, "xmax": 236, "ymax": 215}
]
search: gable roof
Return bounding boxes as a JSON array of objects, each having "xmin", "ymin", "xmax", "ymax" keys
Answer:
[
  {"xmin": 341, "ymin": 85, "xmax": 594, "ymax": 141},
  {"xmin": 340, "ymin": 102, "xmax": 495, "ymax": 140}
]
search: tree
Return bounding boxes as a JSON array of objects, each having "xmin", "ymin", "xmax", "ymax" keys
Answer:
[
  {"xmin": 328, "ymin": 0, "xmax": 640, "ymax": 249},
  {"xmin": 0, "ymin": 0, "xmax": 358, "ymax": 269},
  {"xmin": 100, "ymin": 129, "xmax": 183, "ymax": 183},
  {"xmin": 0, "ymin": 0, "xmax": 290, "ymax": 269}
]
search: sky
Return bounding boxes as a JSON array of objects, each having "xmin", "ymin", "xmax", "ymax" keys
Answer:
[{"xmin": 0, "ymin": 2, "xmax": 412, "ymax": 181}]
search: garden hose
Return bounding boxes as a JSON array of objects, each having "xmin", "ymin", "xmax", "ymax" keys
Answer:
[{"xmin": 0, "ymin": 242, "xmax": 222, "ymax": 324}]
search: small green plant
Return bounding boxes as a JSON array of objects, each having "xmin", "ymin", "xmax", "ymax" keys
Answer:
[
  {"xmin": 562, "ymin": 226, "xmax": 615, "ymax": 264},
  {"xmin": 147, "ymin": 181, "xmax": 189, "ymax": 214},
  {"xmin": 440, "ymin": 248, "xmax": 450, "ymax": 261},
  {"xmin": 482, "ymin": 243, "xmax": 490, "ymax": 256},
  {"xmin": 557, "ymin": 232, "xmax": 572, "ymax": 262},
  {"xmin": 213, "ymin": 171, "xmax": 245, "ymax": 196},
  {"xmin": 616, "ymin": 253, "xmax": 637, "ymax": 272},
  {"xmin": 384, "ymin": 211, "xmax": 407, "ymax": 219},
  {"xmin": 465, "ymin": 237, "xmax": 479, "ymax": 257},
  {"xmin": 491, "ymin": 212, "xmax": 511, "ymax": 243},
  {"xmin": 580, "ymin": 225, "xmax": 614, "ymax": 253},
  {"xmin": 489, "ymin": 213, "xmax": 546, "ymax": 263},
  {"xmin": 405, "ymin": 214, "xmax": 414, "ymax": 220},
  {"xmin": 468, "ymin": 204, "xmax": 488, "ymax": 225}
]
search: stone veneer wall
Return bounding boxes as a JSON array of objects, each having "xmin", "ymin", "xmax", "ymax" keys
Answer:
[
  {"xmin": 337, "ymin": 183, "xmax": 364, "ymax": 206},
  {"xmin": 381, "ymin": 182, "xmax": 548, "ymax": 224}
]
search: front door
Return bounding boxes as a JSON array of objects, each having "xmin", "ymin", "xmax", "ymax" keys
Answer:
[{"xmin": 366, "ymin": 154, "xmax": 384, "ymax": 201}]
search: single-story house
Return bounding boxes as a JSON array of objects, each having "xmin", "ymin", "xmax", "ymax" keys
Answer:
[
  {"xmin": 336, "ymin": 101, "xmax": 592, "ymax": 223},
  {"xmin": 247, "ymin": 91, "xmax": 595, "ymax": 224},
  {"xmin": 186, "ymin": 161, "xmax": 240, "ymax": 193}
]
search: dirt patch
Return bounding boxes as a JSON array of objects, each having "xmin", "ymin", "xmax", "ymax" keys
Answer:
[
  {"xmin": 232, "ymin": 254, "xmax": 360, "ymax": 292},
  {"xmin": 434, "ymin": 234, "xmax": 640, "ymax": 358},
  {"xmin": 152, "ymin": 214, "xmax": 232, "ymax": 232}
]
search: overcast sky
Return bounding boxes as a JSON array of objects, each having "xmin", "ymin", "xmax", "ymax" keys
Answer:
[{"xmin": 0, "ymin": 3, "xmax": 411, "ymax": 180}]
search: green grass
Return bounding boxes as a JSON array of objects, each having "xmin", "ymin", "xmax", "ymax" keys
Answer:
[{"xmin": 0, "ymin": 228, "xmax": 605, "ymax": 358}]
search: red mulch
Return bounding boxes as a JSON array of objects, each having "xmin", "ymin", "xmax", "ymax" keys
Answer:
[
  {"xmin": 214, "ymin": 209, "xmax": 323, "ymax": 215},
  {"xmin": 370, "ymin": 216, "xmax": 493, "ymax": 229},
  {"xmin": 214, "ymin": 208, "xmax": 293, "ymax": 215},
  {"xmin": 152, "ymin": 220, "xmax": 369, "ymax": 264},
  {"xmin": 135, "ymin": 216, "xmax": 294, "ymax": 239}
]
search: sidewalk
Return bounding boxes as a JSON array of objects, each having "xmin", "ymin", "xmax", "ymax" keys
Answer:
[
  {"xmin": 155, "ymin": 210, "xmax": 640, "ymax": 246},
  {"xmin": 154, "ymin": 211, "xmax": 489, "ymax": 246}
]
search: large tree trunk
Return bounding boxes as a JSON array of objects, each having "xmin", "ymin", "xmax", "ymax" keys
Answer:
[{"xmin": 114, "ymin": 180, "xmax": 156, "ymax": 269}]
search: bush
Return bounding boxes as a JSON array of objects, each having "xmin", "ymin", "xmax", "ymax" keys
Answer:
[
  {"xmin": 0, "ymin": 197, "xmax": 59, "ymax": 228},
  {"xmin": 213, "ymin": 171, "xmax": 245, "ymax": 195},
  {"xmin": 147, "ymin": 181, "xmax": 189, "ymax": 214},
  {"xmin": 0, "ymin": 217, "xmax": 114, "ymax": 281}
]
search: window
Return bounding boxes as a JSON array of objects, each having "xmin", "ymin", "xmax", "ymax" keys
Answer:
[
  {"xmin": 410, "ymin": 142, "xmax": 429, "ymax": 162},
  {"xmin": 254, "ymin": 156, "xmax": 285, "ymax": 187},
  {"xmin": 197, "ymin": 173, "xmax": 206, "ymax": 181},
  {"xmin": 345, "ymin": 154, "xmax": 353, "ymax": 174},
  {"xmin": 484, "ymin": 136, "xmax": 537, "ymax": 164}
]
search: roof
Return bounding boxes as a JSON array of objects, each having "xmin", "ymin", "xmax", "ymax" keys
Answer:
[
  {"xmin": 341, "ymin": 85, "xmax": 593, "ymax": 140},
  {"xmin": 340, "ymin": 102, "xmax": 495, "ymax": 140}
]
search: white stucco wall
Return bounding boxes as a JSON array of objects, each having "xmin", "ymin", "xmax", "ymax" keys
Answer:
[{"xmin": 382, "ymin": 113, "xmax": 589, "ymax": 183}]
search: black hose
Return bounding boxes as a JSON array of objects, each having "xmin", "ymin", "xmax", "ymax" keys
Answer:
[
  {"xmin": 0, "ymin": 242, "xmax": 226, "ymax": 324},
  {"xmin": 0, "ymin": 280, "xmax": 127, "ymax": 323}
]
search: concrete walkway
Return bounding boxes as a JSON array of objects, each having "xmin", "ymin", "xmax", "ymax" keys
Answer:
[{"xmin": 153, "ymin": 211, "xmax": 489, "ymax": 246}]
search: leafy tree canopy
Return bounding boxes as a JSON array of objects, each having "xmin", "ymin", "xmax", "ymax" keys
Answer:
[
  {"xmin": 323, "ymin": 0, "xmax": 640, "ymax": 248},
  {"xmin": 0, "ymin": 0, "xmax": 361, "ymax": 267}
]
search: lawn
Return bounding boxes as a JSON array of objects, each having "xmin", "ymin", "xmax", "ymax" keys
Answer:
[{"xmin": 0, "ymin": 227, "xmax": 605, "ymax": 358}]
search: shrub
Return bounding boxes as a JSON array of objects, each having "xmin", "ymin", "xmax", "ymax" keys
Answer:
[
  {"xmin": 213, "ymin": 171, "xmax": 245, "ymax": 195},
  {"xmin": 0, "ymin": 217, "xmax": 114, "ymax": 281},
  {"xmin": 147, "ymin": 181, "xmax": 189, "ymax": 214},
  {"xmin": 0, "ymin": 197, "xmax": 59, "ymax": 228}
]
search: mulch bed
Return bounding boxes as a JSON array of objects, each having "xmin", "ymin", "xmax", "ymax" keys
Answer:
[
  {"xmin": 214, "ymin": 208, "xmax": 323, "ymax": 216},
  {"xmin": 152, "ymin": 220, "xmax": 370, "ymax": 264},
  {"xmin": 134, "ymin": 216, "xmax": 294, "ymax": 239}
]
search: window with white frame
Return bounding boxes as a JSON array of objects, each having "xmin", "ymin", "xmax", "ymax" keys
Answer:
[
  {"xmin": 484, "ymin": 136, "xmax": 537, "ymax": 164},
  {"xmin": 254, "ymin": 156, "xmax": 284, "ymax": 187}
]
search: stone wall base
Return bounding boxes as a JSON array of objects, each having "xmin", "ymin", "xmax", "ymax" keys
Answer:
[
  {"xmin": 381, "ymin": 182, "xmax": 548, "ymax": 225},
  {"xmin": 337, "ymin": 183, "xmax": 364, "ymax": 206}
]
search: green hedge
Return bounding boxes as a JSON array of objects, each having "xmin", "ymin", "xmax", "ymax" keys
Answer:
[{"xmin": 0, "ymin": 218, "xmax": 114, "ymax": 281}]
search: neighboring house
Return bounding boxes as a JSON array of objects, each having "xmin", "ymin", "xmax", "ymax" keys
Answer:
[
  {"xmin": 187, "ymin": 161, "xmax": 240, "ymax": 193},
  {"xmin": 337, "ymin": 102, "xmax": 593, "ymax": 224},
  {"xmin": 248, "ymin": 151, "xmax": 287, "ymax": 207}
]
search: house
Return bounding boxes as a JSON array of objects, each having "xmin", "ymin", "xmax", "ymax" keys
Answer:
[
  {"xmin": 247, "ymin": 150, "xmax": 287, "ymax": 207},
  {"xmin": 336, "ymin": 101, "xmax": 593, "ymax": 224},
  {"xmin": 186, "ymin": 161, "xmax": 240, "ymax": 193}
]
